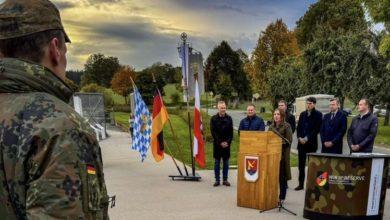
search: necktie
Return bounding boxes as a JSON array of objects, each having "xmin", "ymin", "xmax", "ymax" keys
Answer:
[{"xmin": 331, "ymin": 113, "xmax": 335, "ymax": 120}]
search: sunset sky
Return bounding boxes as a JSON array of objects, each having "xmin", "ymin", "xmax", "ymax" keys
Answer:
[{"xmin": 5, "ymin": 0, "xmax": 320, "ymax": 70}]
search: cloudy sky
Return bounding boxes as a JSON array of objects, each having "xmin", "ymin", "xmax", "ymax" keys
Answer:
[{"xmin": 35, "ymin": 0, "xmax": 319, "ymax": 70}]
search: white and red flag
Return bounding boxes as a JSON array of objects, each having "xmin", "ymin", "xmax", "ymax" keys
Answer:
[{"xmin": 193, "ymin": 79, "xmax": 205, "ymax": 167}]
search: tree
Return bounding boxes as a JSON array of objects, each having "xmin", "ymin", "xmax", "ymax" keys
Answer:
[
  {"xmin": 111, "ymin": 65, "xmax": 136, "ymax": 104},
  {"xmin": 267, "ymin": 56, "xmax": 306, "ymax": 108},
  {"xmin": 361, "ymin": 0, "xmax": 390, "ymax": 61},
  {"xmin": 204, "ymin": 41, "xmax": 251, "ymax": 102},
  {"xmin": 295, "ymin": 0, "xmax": 367, "ymax": 47},
  {"xmin": 249, "ymin": 19, "xmax": 300, "ymax": 99},
  {"xmin": 66, "ymin": 70, "xmax": 84, "ymax": 85},
  {"xmin": 135, "ymin": 67, "xmax": 166, "ymax": 105},
  {"xmin": 81, "ymin": 53, "xmax": 121, "ymax": 87}
]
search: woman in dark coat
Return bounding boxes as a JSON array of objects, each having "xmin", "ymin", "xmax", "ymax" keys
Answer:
[{"xmin": 268, "ymin": 109, "xmax": 292, "ymax": 203}]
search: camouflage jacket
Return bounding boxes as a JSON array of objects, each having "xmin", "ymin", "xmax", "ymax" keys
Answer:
[{"xmin": 0, "ymin": 58, "xmax": 109, "ymax": 219}]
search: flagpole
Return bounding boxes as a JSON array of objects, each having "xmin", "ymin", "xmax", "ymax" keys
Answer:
[
  {"xmin": 181, "ymin": 34, "xmax": 196, "ymax": 177},
  {"xmin": 152, "ymin": 73, "xmax": 189, "ymax": 176}
]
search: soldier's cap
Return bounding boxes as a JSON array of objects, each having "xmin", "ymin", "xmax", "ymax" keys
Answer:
[{"xmin": 0, "ymin": 0, "xmax": 71, "ymax": 43}]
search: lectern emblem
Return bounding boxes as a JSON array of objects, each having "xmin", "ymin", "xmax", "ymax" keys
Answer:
[
  {"xmin": 316, "ymin": 171, "xmax": 328, "ymax": 187},
  {"xmin": 244, "ymin": 156, "xmax": 259, "ymax": 182}
]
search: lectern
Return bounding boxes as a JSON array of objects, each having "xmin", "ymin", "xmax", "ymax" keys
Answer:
[
  {"xmin": 304, "ymin": 153, "xmax": 389, "ymax": 220},
  {"xmin": 237, "ymin": 131, "xmax": 282, "ymax": 210}
]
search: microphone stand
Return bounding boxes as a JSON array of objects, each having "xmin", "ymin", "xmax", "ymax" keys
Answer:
[{"xmin": 260, "ymin": 122, "xmax": 297, "ymax": 216}]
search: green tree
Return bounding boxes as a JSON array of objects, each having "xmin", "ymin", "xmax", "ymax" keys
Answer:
[
  {"xmin": 204, "ymin": 41, "xmax": 250, "ymax": 101},
  {"xmin": 66, "ymin": 70, "xmax": 84, "ymax": 85},
  {"xmin": 135, "ymin": 67, "xmax": 166, "ymax": 105},
  {"xmin": 361, "ymin": 0, "xmax": 390, "ymax": 60},
  {"xmin": 267, "ymin": 56, "xmax": 305, "ymax": 108},
  {"xmin": 295, "ymin": 0, "xmax": 367, "ymax": 47},
  {"xmin": 249, "ymin": 19, "xmax": 300, "ymax": 99},
  {"xmin": 81, "ymin": 53, "xmax": 121, "ymax": 87}
]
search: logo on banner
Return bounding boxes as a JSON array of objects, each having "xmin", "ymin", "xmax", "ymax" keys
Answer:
[
  {"xmin": 316, "ymin": 172, "xmax": 328, "ymax": 187},
  {"xmin": 244, "ymin": 156, "xmax": 259, "ymax": 182}
]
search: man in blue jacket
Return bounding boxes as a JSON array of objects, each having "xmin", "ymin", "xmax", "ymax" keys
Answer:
[
  {"xmin": 347, "ymin": 98, "xmax": 378, "ymax": 153},
  {"xmin": 320, "ymin": 98, "xmax": 347, "ymax": 154},
  {"xmin": 238, "ymin": 104, "xmax": 265, "ymax": 133},
  {"xmin": 295, "ymin": 97, "xmax": 322, "ymax": 191}
]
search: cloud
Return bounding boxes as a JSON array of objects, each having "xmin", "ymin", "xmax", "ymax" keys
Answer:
[
  {"xmin": 57, "ymin": 0, "xmax": 317, "ymax": 70},
  {"xmin": 53, "ymin": 1, "xmax": 77, "ymax": 10}
]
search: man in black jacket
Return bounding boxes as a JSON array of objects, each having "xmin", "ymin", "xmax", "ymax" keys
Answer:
[
  {"xmin": 278, "ymin": 100, "xmax": 296, "ymax": 133},
  {"xmin": 295, "ymin": 97, "xmax": 322, "ymax": 191},
  {"xmin": 210, "ymin": 101, "xmax": 233, "ymax": 187},
  {"xmin": 347, "ymin": 98, "xmax": 378, "ymax": 153}
]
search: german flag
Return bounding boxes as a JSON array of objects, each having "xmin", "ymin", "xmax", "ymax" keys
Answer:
[{"xmin": 151, "ymin": 89, "xmax": 169, "ymax": 162}]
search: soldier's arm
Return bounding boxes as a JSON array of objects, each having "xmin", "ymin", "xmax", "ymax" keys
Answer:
[{"xmin": 26, "ymin": 130, "xmax": 108, "ymax": 219}]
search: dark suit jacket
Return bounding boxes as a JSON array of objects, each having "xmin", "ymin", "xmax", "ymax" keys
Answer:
[
  {"xmin": 286, "ymin": 112, "xmax": 296, "ymax": 133},
  {"xmin": 320, "ymin": 111, "xmax": 347, "ymax": 154},
  {"xmin": 297, "ymin": 108, "xmax": 323, "ymax": 152},
  {"xmin": 210, "ymin": 113, "xmax": 233, "ymax": 159}
]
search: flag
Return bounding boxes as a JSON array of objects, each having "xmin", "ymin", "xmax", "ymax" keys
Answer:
[
  {"xmin": 151, "ymin": 89, "xmax": 169, "ymax": 162},
  {"xmin": 179, "ymin": 43, "xmax": 189, "ymax": 88},
  {"xmin": 131, "ymin": 87, "xmax": 152, "ymax": 161},
  {"xmin": 193, "ymin": 79, "xmax": 205, "ymax": 167}
]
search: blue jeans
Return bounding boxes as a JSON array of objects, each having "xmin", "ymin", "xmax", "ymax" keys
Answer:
[{"xmin": 214, "ymin": 158, "xmax": 229, "ymax": 182}]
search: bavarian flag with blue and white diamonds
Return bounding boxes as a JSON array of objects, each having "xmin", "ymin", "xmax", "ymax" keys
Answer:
[{"xmin": 131, "ymin": 86, "xmax": 152, "ymax": 161}]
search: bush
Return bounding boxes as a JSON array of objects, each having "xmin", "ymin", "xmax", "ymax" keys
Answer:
[
  {"xmin": 170, "ymin": 92, "xmax": 180, "ymax": 106},
  {"xmin": 81, "ymin": 83, "xmax": 114, "ymax": 108}
]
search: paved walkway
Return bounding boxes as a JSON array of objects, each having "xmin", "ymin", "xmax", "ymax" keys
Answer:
[{"xmin": 101, "ymin": 127, "xmax": 390, "ymax": 220}]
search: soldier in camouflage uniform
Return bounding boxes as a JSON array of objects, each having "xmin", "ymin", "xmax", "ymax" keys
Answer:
[{"xmin": 0, "ymin": 0, "xmax": 109, "ymax": 219}]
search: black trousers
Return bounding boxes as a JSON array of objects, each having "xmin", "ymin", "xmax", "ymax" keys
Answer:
[{"xmin": 298, "ymin": 147, "xmax": 316, "ymax": 186}]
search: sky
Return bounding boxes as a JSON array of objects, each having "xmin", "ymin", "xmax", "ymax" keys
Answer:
[
  {"xmin": 3, "ymin": 0, "xmax": 319, "ymax": 70},
  {"xmin": 50, "ymin": 0, "xmax": 321, "ymax": 70}
]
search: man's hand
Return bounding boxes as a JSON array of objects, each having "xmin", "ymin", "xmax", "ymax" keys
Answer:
[
  {"xmin": 298, "ymin": 138, "xmax": 306, "ymax": 145},
  {"xmin": 324, "ymin": 142, "xmax": 333, "ymax": 148},
  {"xmin": 221, "ymin": 142, "xmax": 228, "ymax": 148},
  {"xmin": 351, "ymin": 145, "xmax": 360, "ymax": 152}
]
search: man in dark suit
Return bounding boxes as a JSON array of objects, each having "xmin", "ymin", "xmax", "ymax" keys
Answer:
[
  {"xmin": 210, "ymin": 101, "xmax": 233, "ymax": 187},
  {"xmin": 295, "ymin": 97, "xmax": 323, "ymax": 191},
  {"xmin": 278, "ymin": 100, "xmax": 296, "ymax": 133},
  {"xmin": 320, "ymin": 98, "xmax": 347, "ymax": 154},
  {"xmin": 347, "ymin": 98, "xmax": 378, "ymax": 153}
]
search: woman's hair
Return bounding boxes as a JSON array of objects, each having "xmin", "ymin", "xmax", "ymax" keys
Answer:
[{"xmin": 273, "ymin": 108, "xmax": 286, "ymax": 123}]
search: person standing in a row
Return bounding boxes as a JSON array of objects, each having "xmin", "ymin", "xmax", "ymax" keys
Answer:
[
  {"xmin": 238, "ymin": 104, "xmax": 265, "ymax": 133},
  {"xmin": 348, "ymin": 98, "xmax": 378, "ymax": 153},
  {"xmin": 320, "ymin": 98, "xmax": 347, "ymax": 154},
  {"xmin": 268, "ymin": 109, "xmax": 292, "ymax": 204},
  {"xmin": 295, "ymin": 97, "xmax": 322, "ymax": 191},
  {"xmin": 278, "ymin": 100, "xmax": 296, "ymax": 133},
  {"xmin": 210, "ymin": 101, "xmax": 233, "ymax": 187}
]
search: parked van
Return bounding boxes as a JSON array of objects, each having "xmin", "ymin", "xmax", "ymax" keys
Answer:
[{"xmin": 293, "ymin": 94, "xmax": 334, "ymax": 121}]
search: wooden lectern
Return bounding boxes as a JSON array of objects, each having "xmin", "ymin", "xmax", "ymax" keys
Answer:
[{"xmin": 237, "ymin": 131, "xmax": 282, "ymax": 211}]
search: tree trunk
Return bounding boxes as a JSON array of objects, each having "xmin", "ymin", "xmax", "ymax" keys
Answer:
[{"xmin": 384, "ymin": 103, "xmax": 390, "ymax": 126}]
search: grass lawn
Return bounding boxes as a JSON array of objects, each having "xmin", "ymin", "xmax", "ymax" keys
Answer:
[
  {"xmin": 113, "ymin": 112, "xmax": 130, "ymax": 127},
  {"xmin": 114, "ymin": 111, "xmax": 298, "ymax": 169}
]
